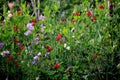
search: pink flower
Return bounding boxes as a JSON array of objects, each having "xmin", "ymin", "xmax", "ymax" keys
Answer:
[
  {"xmin": 8, "ymin": 3, "xmax": 14, "ymax": 8},
  {"xmin": 24, "ymin": 30, "xmax": 32, "ymax": 36},
  {"xmin": 39, "ymin": 15, "xmax": 45, "ymax": 20},
  {"xmin": 8, "ymin": 13, "xmax": 13, "ymax": 17},
  {"xmin": 34, "ymin": 56, "xmax": 39, "ymax": 60}
]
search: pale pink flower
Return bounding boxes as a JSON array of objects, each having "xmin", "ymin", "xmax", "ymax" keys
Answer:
[
  {"xmin": 8, "ymin": 13, "xmax": 13, "ymax": 17},
  {"xmin": 8, "ymin": 3, "xmax": 14, "ymax": 8}
]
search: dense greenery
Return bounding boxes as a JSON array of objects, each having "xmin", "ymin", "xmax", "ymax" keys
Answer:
[{"xmin": 0, "ymin": 0, "xmax": 120, "ymax": 80}]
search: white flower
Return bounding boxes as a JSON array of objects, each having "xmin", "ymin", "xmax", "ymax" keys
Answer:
[
  {"xmin": 72, "ymin": 35, "xmax": 75, "ymax": 38},
  {"xmin": 64, "ymin": 43, "xmax": 67, "ymax": 48},
  {"xmin": 66, "ymin": 46, "xmax": 70, "ymax": 50},
  {"xmin": 36, "ymin": 77, "xmax": 39, "ymax": 80},
  {"xmin": 8, "ymin": 10, "xmax": 11, "ymax": 13},
  {"xmin": 37, "ymin": 52, "xmax": 42, "ymax": 57}
]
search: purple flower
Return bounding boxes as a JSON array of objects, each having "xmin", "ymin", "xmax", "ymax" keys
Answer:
[
  {"xmin": 31, "ymin": 42, "xmax": 35, "ymax": 44},
  {"xmin": 34, "ymin": 37, "xmax": 40, "ymax": 41},
  {"xmin": 28, "ymin": 46, "xmax": 32, "ymax": 49},
  {"xmin": 5, "ymin": 50, "xmax": 10, "ymax": 55},
  {"xmin": 34, "ymin": 56, "xmax": 39, "ymax": 60},
  {"xmin": 24, "ymin": 30, "xmax": 31, "ymax": 36},
  {"xmin": 27, "ymin": 23, "xmax": 34, "ymax": 30},
  {"xmin": 109, "ymin": 4, "xmax": 113, "ymax": 9},
  {"xmin": 39, "ymin": 15, "xmax": 45, "ymax": 20},
  {"xmin": 32, "ymin": 60, "xmax": 36, "ymax": 65},
  {"xmin": 0, "ymin": 43, "xmax": 4, "ymax": 48}
]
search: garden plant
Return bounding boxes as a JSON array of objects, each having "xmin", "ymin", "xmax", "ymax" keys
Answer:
[{"xmin": 0, "ymin": 0, "xmax": 120, "ymax": 80}]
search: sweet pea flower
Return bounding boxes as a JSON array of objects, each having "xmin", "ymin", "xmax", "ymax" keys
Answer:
[
  {"xmin": 71, "ymin": 19, "xmax": 76, "ymax": 24},
  {"xmin": 36, "ymin": 77, "xmax": 39, "ymax": 80},
  {"xmin": 54, "ymin": 62, "xmax": 60, "ymax": 69},
  {"xmin": 34, "ymin": 56, "xmax": 39, "ymax": 60},
  {"xmin": 39, "ymin": 15, "xmax": 45, "ymax": 20},
  {"xmin": 8, "ymin": 13, "xmax": 13, "ymax": 17},
  {"xmin": 27, "ymin": 23, "xmax": 34, "ymax": 30},
  {"xmin": 1, "ymin": 50, "xmax": 10, "ymax": 57},
  {"xmin": 17, "ymin": 10, "xmax": 22, "ymax": 15},
  {"xmin": 66, "ymin": 46, "xmax": 70, "ymax": 50},
  {"xmin": 37, "ymin": 52, "xmax": 42, "ymax": 57},
  {"xmin": 93, "ymin": 54, "xmax": 98, "ymax": 59},
  {"xmin": 24, "ymin": 30, "xmax": 32, "ymax": 36},
  {"xmin": 87, "ymin": 11, "xmax": 92, "ymax": 17},
  {"xmin": 99, "ymin": 4, "xmax": 104, "ymax": 9},
  {"xmin": 40, "ymin": 24, "xmax": 45, "ymax": 27},
  {"xmin": 8, "ymin": 3, "xmax": 14, "ymax": 8},
  {"xmin": 5, "ymin": 50, "xmax": 10, "ymax": 55},
  {"xmin": 0, "ymin": 43, "xmax": 4, "ymax": 48},
  {"xmin": 45, "ymin": 52, "xmax": 50, "ymax": 57},
  {"xmin": 74, "ymin": 12, "xmax": 80, "ymax": 16},
  {"xmin": 34, "ymin": 37, "xmax": 40, "ymax": 41},
  {"xmin": 91, "ymin": 17, "xmax": 97, "ymax": 21},
  {"xmin": 32, "ymin": 60, "xmax": 36, "ymax": 65}
]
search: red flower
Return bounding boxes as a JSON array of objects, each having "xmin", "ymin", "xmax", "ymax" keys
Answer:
[
  {"xmin": 15, "ymin": 63, "xmax": 20, "ymax": 67},
  {"xmin": 99, "ymin": 4, "xmax": 104, "ymax": 9},
  {"xmin": 19, "ymin": 44, "xmax": 24, "ymax": 50},
  {"xmin": 17, "ymin": 52, "xmax": 21, "ymax": 56},
  {"xmin": 6, "ymin": 61, "xmax": 10, "ymax": 64},
  {"xmin": 87, "ymin": 11, "xmax": 92, "ymax": 17},
  {"xmin": 54, "ymin": 62, "xmax": 60, "ymax": 69},
  {"xmin": 14, "ymin": 60, "xmax": 18, "ymax": 64},
  {"xmin": 31, "ymin": 19, "xmax": 37, "ymax": 26},
  {"xmin": 14, "ymin": 60, "xmax": 20, "ymax": 67},
  {"xmin": 35, "ymin": 33, "xmax": 40, "ymax": 36},
  {"xmin": 14, "ymin": 25, "xmax": 18, "ymax": 32},
  {"xmin": 93, "ymin": 54, "xmax": 98, "ymax": 59},
  {"xmin": 71, "ymin": 20, "xmax": 76, "ymax": 24},
  {"xmin": 74, "ymin": 12, "xmax": 80, "ymax": 16},
  {"xmin": 17, "ymin": 10, "xmax": 22, "ymax": 15},
  {"xmin": 55, "ymin": 34, "xmax": 62, "ymax": 41},
  {"xmin": 59, "ymin": 40, "xmax": 62, "ymax": 44},
  {"xmin": 14, "ymin": 39, "xmax": 20, "ymax": 43},
  {"xmin": 7, "ymin": 55, "xmax": 13, "ymax": 60},
  {"xmin": 45, "ymin": 46, "xmax": 52, "ymax": 52},
  {"xmin": 91, "ymin": 17, "xmax": 97, "ymax": 21},
  {"xmin": 61, "ymin": 18, "xmax": 67, "ymax": 23}
]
